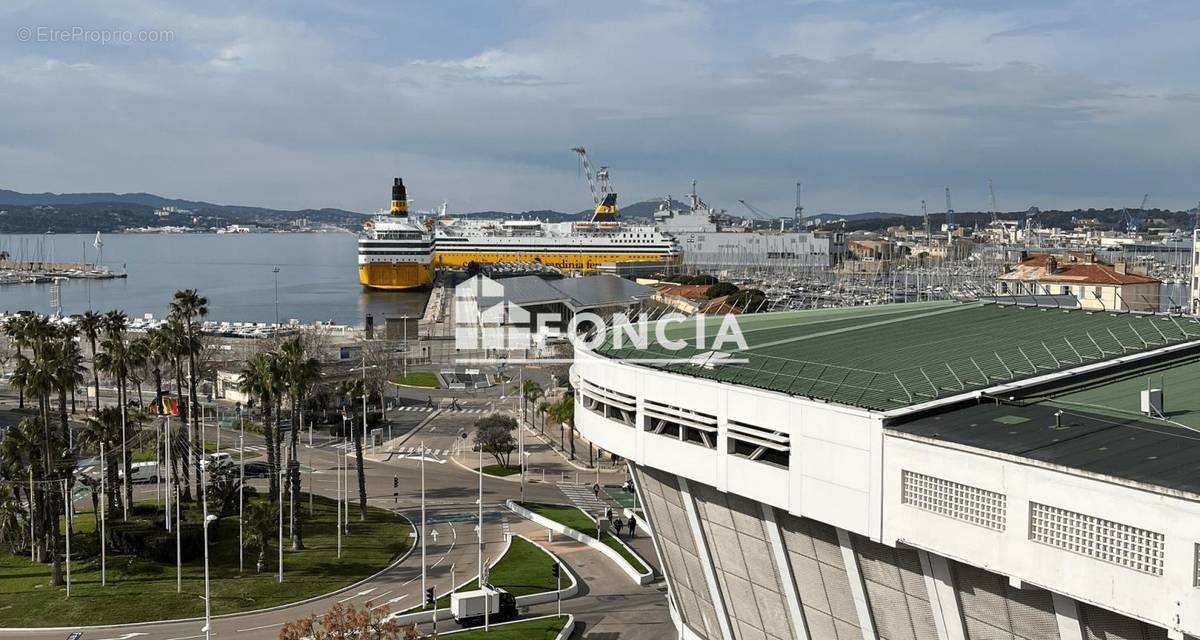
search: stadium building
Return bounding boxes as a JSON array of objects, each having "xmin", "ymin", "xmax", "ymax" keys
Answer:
[{"xmin": 572, "ymin": 300, "xmax": 1200, "ymax": 640}]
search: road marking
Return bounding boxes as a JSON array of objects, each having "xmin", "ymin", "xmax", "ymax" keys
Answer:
[
  {"xmin": 235, "ymin": 621, "xmax": 284, "ymax": 632},
  {"xmin": 94, "ymin": 634, "xmax": 148, "ymax": 640},
  {"xmin": 338, "ymin": 587, "xmax": 377, "ymax": 603}
]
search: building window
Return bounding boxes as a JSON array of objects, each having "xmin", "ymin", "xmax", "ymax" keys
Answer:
[
  {"xmin": 901, "ymin": 470, "xmax": 1006, "ymax": 531},
  {"xmin": 579, "ymin": 380, "xmax": 636, "ymax": 426},
  {"xmin": 643, "ymin": 399, "xmax": 717, "ymax": 448},
  {"xmin": 726, "ymin": 419, "xmax": 789, "ymax": 468},
  {"xmin": 1029, "ymin": 502, "xmax": 1164, "ymax": 576}
]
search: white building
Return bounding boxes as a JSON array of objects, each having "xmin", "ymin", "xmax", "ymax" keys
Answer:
[{"xmin": 574, "ymin": 301, "xmax": 1200, "ymax": 640}]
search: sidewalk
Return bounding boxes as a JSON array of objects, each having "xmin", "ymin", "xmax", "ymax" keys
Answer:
[{"xmin": 452, "ymin": 420, "xmax": 627, "ymax": 485}]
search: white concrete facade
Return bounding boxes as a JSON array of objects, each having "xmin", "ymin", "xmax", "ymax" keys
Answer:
[{"xmin": 574, "ymin": 347, "xmax": 1200, "ymax": 639}]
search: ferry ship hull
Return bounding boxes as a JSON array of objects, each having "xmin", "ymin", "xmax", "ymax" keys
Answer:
[
  {"xmin": 434, "ymin": 250, "xmax": 679, "ymax": 271},
  {"xmin": 358, "ymin": 261, "xmax": 433, "ymax": 290}
]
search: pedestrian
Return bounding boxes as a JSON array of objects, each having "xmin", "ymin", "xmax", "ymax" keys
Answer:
[
  {"xmin": 592, "ymin": 483, "xmax": 600, "ymax": 499},
  {"xmin": 605, "ymin": 507, "xmax": 613, "ymax": 522},
  {"xmin": 613, "ymin": 517, "xmax": 624, "ymax": 537},
  {"xmin": 628, "ymin": 514, "xmax": 637, "ymax": 538}
]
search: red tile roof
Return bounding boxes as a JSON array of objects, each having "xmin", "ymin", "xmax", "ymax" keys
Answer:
[{"xmin": 999, "ymin": 253, "xmax": 1160, "ymax": 285}]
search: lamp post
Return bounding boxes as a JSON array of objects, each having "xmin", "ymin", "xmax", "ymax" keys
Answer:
[{"xmin": 201, "ymin": 461, "xmax": 217, "ymax": 640}]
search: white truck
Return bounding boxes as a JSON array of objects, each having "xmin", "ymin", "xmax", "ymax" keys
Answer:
[{"xmin": 449, "ymin": 587, "xmax": 518, "ymax": 627}]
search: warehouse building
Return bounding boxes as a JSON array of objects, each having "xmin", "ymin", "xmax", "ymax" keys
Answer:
[{"xmin": 573, "ymin": 300, "xmax": 1200, "ymax": 640}]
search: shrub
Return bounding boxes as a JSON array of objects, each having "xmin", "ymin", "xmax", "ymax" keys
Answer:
[{"xmin": 705, "ymin": 282, "xmax": 739, "ymax": 298}]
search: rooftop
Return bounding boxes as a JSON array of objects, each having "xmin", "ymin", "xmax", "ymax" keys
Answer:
[
  {"xmin": 998, "ymin": 252, "xmax": 1160, "ymax": 285},
  {"xmin": 891, "ymin": 398, "xmax": 1200, "ymax": 496},
  {"xmin": 591, "ymin": 301, "xmax": 1200, "ymax": 411}
]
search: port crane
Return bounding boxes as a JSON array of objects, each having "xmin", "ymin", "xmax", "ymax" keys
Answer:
[
  {"xmin": 1121, "ymin": 193, "xmax": 1149, "ymax": 231},
  {"xmin": 570, "ymin": 147, "xmax": 618, "ymax": 220},
  {"xmin": 737, "ymin": 199, "xmax": 774, "ymax": 221},
  {"xmin": 988, "ymin": 178, "xmax": 998, "ymax": 224},
  {"xmin": 944, "ymin": 187, "xmax": 956, "ymax": 230},
  {"xmin": 921, "ymin": 200, "xmax": 930, "ymax": 238},
  {"xmin": 794, "ymin": 182, "xmax": 804, "ymax": 229}
]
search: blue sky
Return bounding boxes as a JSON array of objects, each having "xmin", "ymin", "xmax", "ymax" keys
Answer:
[{"xmin": 2, "ymin": 0, "xmax": 1199, "ymax": 216}]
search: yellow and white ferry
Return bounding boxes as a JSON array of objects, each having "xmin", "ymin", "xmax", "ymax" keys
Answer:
[{"xmin": 357, "ymin": 178, "xmax": 435, "ymax": 290}]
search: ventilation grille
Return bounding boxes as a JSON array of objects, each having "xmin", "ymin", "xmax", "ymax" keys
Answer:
[
  {"xmin": 901, "ymin": 470, "xmax": 1006, "ymax": 531},
  {"xmin": 1029, "ymin": 503, "xmax": 1164, "ymax": 576},
  {"xmin": 727, "ymin": 419, "xmax": 789, "ymax": 468},
  {"xmin": 1194, "ymin": 542, "xmax": 1200, "ymax": 588}
]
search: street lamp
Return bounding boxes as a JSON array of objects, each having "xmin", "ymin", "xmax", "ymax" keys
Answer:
[{"xmin": 273, "ymin": 266, "xmax": 281, "ymax": 325}]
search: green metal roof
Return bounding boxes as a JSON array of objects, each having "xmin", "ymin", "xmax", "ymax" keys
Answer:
[
  {"xmin": 591, "ymin": 301, "xmax": 1200, "ymax": 411},
  {"xmin": 1047, "ymin": 355, "xmax": 1200, "ymax": 431}
]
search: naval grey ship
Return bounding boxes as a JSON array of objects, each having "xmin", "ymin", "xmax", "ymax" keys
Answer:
[{"xmin": 654, "ymin": 182, "xmax": 846, "ymax": 268}]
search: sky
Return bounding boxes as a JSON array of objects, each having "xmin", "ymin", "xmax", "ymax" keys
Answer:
[{"xmin": 2, "ymin": 0, "xmax": 1199, "ymax": 217}]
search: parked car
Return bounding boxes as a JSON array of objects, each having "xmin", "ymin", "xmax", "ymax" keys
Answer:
[
  {"xmin": 200, "ymin": 452, "xmax": 233, "ymax": 471},
  {"xmin": 241, "ymin": 460, "xmax": 272, "ymax": 478},
  {"xmin": 117, "ymin": 461, "xmax": 160, "ymax": 484}
]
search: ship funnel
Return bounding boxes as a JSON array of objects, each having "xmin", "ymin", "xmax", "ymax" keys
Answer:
[{"xmin": 390, "ymin": 177, "xmax": 408, "ymax": 216}]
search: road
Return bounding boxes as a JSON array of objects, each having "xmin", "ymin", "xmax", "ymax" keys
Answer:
[{"xmin": 0, "ymin": 395, "xmax": 673, "ymax": 639}]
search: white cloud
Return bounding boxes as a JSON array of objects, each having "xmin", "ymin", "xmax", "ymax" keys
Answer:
[{"xmin": 0, "ymin": 0, "xmax": 1198, "ymax": 215}]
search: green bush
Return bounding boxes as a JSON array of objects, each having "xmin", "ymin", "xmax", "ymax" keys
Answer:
[{"xmin": 705, "ymin": 282, "xmax": 739, "ymax": 298}]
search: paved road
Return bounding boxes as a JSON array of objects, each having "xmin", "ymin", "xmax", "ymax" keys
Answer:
[{"xmin": 0, "ymin": 400, "xmax": 673, "ymax": 639}]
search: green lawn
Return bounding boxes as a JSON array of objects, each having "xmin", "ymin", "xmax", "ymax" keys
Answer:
[
  {"xmin": 389, "ymin": 371, "xmax": 441, "ymax": 388},
  {"xmin": 442, "ymin": 615, "xmax": 568, "ymax": 639},
  {"xmin": 0, "ymin": 494, "xmax": 410, "ymax": 626},
  {"xmin": 481, "ymin": 464, "xmax": 520, "ymax": 477},
  {"xmin": 423, "ymin": 536, "xmax": 558, "ymax": 610},
  {"xmin": 521, "ymin": 502, "xmax": 599, "ymax": 537},
  {"xmin": 519, "ymin": 502, "xmax": 648, "ymax": 574}
]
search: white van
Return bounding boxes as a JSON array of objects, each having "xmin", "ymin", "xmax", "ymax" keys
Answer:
[
  {"xmin": 200, "ymin": 452, "xmax": 233, "ymax": 471},
  {"xmin": 118, "ymin": 461, "xmax": 160, "ymax": 484}
]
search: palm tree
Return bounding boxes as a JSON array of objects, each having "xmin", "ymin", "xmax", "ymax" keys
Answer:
[
  {"xmin": 536, "ymin": 400, "xmax": 550, "ymax": 435},
  {"xmin": 518, "ymin": 379, "xmax": 543, "ymax": 425},
  {"xmin": 547, "ymin": 394, "xmax": 576, "ymax": 460},
  {"xmin": 50, "ymin": 328, "xmax": 84, "ymax": 438},
  {"xmin": 170, "ymin": 289, "xmax": 208, "ymax": 501},
  {"xmin": 337, "ymin": 379, "xmax": 369, "ymax": 520},
  {"xmin": 240, "ymin": 352, "xmax": 280, "ymax": 502},
  {"xmin": 95, "ymin": 314, "xmax": 134, "ymax": 514},
  {"xmin": 2, "ymin": 316, "xmax": 29, "ymax": 409},
  {"xmin": 161, "ymin": 317, "xmax": 193, "ymax": 500},
  {"xmin": 0, "ymin": 418, "xmax": 40, "ymax": 554},
  {"xmin": 80, "ymin": 408, "xmax": 125, "ymax": 515},
  {"xmin": 279, "ymin": 337, "xmax": 320, "ymax": 549},
  {"xmin": 77, "ymin": 311, "xmax": 104, "ymax": 414},
  {"xmin": 241, "ymin": 499, "xmax": 277, "ymax": 573}
]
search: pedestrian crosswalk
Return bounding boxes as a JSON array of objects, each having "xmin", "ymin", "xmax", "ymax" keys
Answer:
[
  {"xmin": 224, "ymin": 445, "xmax": 267, "ymax": 455},
  {"xmin": 392, "ymin": 405, "xmax": 486, "ymax": 414},
  {"xmin": 557, "ymin": 482, "xmax": 612, "ymax": 515},
  {"xmin": 325, "ymin": 441, "xmax": 450, "ymax": 458}
]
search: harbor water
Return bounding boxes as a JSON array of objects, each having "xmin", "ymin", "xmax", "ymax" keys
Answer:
[{"xmin": 0, "ymin": 233, "xmax": 428, "ymax": 326}]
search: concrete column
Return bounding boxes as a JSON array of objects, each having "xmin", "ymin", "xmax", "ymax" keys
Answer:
[
  {"xmin": 628, "ymin": 464, "xmax": 684, "ymax": 629},
  {"xmin": 1052, "ymin": 592, "xmax": 1085, "ymax": 640},
  {"xmin": 917, "ymin": 550, "xmax": 967, "ymax": 640},
  {"xmin": 761, "ymin": 503, "xmax": 810, "ymax": 640},
  {"xmin": 679, "ymin": 477, "xmax": 736, "ymax": 640},
  {"xmin": 836, "ymin": 528, "xmax": 879, "ymax": 640}
]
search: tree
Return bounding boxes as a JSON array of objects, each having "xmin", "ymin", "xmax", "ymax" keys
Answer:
[
  {"xmin": 278, "ymin": 602, "xmax": 407, "ymax": 640},
  {"xmin": 77, "ymin": 310, "xmax": 104, "ymax": 414},
  {"xmin": 0, "ymin": 484, "xmax": 28, "ymax": 554},
  {"xmin": 240, "ymin": 352, "xmax": 281, "ymax": 503},
  {"xmin": 1, "ymin": 315, "xmax": 29, "ymax": 409},
  {"xmin": 279, "ymin": 336, "xmax": 320, "ymax": 549},
  {"xmin": 705, "ymin": 282, "xmax": 739, "ymax": 299},
  {"xmin": 242, "ymin": 499, "xmax": 276, "ymax": 573},
  {"xmin": 80, "ymin": 408, "xmax": 125, "ymax": 515},
  {"xmin": 170, "ymin": 289, "xmax": 208, "ymax": 502},
  {"xmin": 726, "ymin": 288, "xmax": 768, "ymax": 312},
  {"xmin": 473, "ymin": 414, "xmax": 518, "ymax": 468},
  {"xmin": 207, "ymin": 465, "xmax": 254, "ymax": 523},
  {"xmin": 96, "ymin": 313, "xmax": 135, "ymax": 513},
  {"xmin": 161, "ymin": 317, "xmax": 193, "ymax": 500},
  {"xmin": 515, "ymin": 378, "xmax": 543, "ymax": 424},
  {"xmin": 336, "ymin": 379, "xmax": 369, "ymax": 520},
  {"xmin": 547, "ymin": 394, "xmax": 576, "ymax": 460}
]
